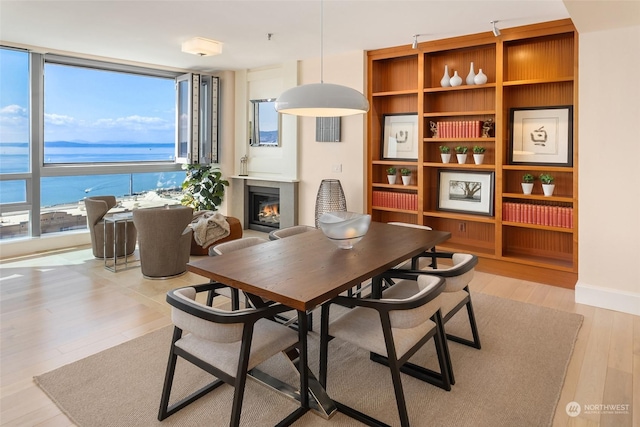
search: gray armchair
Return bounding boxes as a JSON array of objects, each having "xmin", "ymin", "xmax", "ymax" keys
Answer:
[
  {"xmin": 132, "ymin": 206, "xmax": 193, "ymax": 279},
  {"xmin": 84, "ymin": 195, "xmax": 137, "ymax": 259}
]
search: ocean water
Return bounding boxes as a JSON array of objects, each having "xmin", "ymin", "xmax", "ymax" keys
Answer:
[{"xmin": 0, "ymin": 142, "xmax": 185, "ymax": 207}]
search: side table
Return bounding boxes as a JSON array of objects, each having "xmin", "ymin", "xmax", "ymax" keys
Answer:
[{"xmin": 103, "ymin": 212, "xmax": 137, "ymax": 272}]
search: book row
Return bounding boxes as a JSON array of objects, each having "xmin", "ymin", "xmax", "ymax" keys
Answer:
[
  {"xmin": 503, "ymin": 202, "xmax": 573, "ymax": 228},
  {"xmin": 431, "ymin": 120, "xmax": 484, "ymax": 139},
  {"xmin": 372, "ymin": 191, "xmax": 418, "ymax": 211}
]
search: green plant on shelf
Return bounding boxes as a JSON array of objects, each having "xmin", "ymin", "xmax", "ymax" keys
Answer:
[
  {"xmin": 455, "ymin": 146, "xmax": 468, "ymax": 154},
  {"xmin": 522, "ymin": 173, "xmax": 535, "ymax": 183},
  {"xmin": 439, "ymin": 145, "xmax": 450, "ymax": 154},
  {"xmin": 473, "ymin": 145, "xmax": 486, "ymax": 154},
  {"xmin": 386, "ymin": 167, "xmax": 397, "ymax": 175},
  {"xmin": 539, "ymin": 173, "xmax": 554, "ymax": 184},
  {"xmin": 400, "ymin": 168, "xmax": 411, "ymax": 176}
]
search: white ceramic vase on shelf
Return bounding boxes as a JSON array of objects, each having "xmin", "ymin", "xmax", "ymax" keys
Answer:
[
  {"xmin": 450, "ymin": 71, "xmax": 462, "ymax": 87},
  {"xmin": 474, "ymin": 69, "xmax": 488, "ymax": 85},
  {"xmin": 440, "ymin": 65, "xmax": 451, "ymax": 87},
  {"xmin": 521, "ymin": 183, "xmax": 534, "ymax": 195},
  {"xmin": 387, "ymin": 175, "xmax": 397, "ymax": 185},
  {"xmin": 401, "ymin": 175, "xmax": 411, "ymax": 186},
  {"xmin": 473, "ymin": 154, "xmax": 484, "ymax": 165},
  {"xmin": 456, "ymin": 153, "xmax": 467, "ymax": 164},
  {"xmin": 542, "ymin": 184, "xmax": 555, "ymax": 197},
  {"xmin": 466, "ymin": 62, "xmax": 476, "ymax": 85},
  {"xmin": 441, "ymin": 153, "xmax": 451, "ymax": 163}
]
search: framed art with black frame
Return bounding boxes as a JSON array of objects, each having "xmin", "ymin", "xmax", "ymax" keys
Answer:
[
  {"xmin": 509, "ymin": 106, "xmax": 573, "ymax": 166},
  {"xmin": 381, "ymin": 113, "xmax": 418, "ymax": 160},
  {"xmin": 437, "ymin": 169, "xmax": 495, "ymax": 216}
]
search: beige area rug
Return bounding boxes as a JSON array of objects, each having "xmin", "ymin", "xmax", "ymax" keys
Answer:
[{"xmin": 34, "ymin": 293, "xmax": 582, "ymax": 427}]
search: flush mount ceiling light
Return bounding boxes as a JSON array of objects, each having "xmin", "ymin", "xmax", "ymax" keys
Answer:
[
  {"xmin": 491, "ymin": 21, "xmax": 501, "ymax": 37},
  {"xmin": 181, "ymin": 37, "xmax": 223, "ymax": 56},
  {"xmin": 275, "ymin": 0, "xmax": 369, "ymax": 117}
]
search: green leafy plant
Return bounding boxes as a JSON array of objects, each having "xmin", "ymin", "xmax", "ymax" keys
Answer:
[
  {"xmin": 473, "ymin": 145, "xmax": 486, "ymax": 154},
  {"xmin": 181, "ymin": 164, "xmax": 229, "ymax": 211},
  {"xmin": 439, "ymin": 145, "xmax": 450, "ymax": 154},
  {"xmin": 522, "ymin": 173, "xmax": 535, "ymax": 183},
  {"xmin": 386, "ymin": 167, "xmax": 397, "ymax": 175},
  {"xmin": 455, "ymin": 146, "xmax": 468, "ymax": 154},
  {"xmin": 539, "ymin": 173, "xmax": 554, "ymax": 185},
  {"xmin": 400, "ymin": 168, "xmax": 411, "ymax": 176}
]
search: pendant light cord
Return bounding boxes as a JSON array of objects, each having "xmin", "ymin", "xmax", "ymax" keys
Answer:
[{"xmin": 320, "ymin": 0, "xmax": 324, "ymax": 84}]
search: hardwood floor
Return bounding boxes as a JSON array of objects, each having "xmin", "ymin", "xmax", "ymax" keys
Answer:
[{"xmin": 0, "ymin": 240, "xmax": 637, "ymax": 426}]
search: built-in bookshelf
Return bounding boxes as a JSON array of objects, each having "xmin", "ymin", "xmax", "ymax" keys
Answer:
[{"xmin": 366, "ymin": 19, "xmax": 578, "ymax": 288}]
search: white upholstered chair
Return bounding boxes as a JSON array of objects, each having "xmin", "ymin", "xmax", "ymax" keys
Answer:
[{"xmin": 268, "ymin": 225, "xmax": 316, "ymax": 240}]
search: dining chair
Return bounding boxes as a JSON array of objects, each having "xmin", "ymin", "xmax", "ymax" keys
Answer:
[
  {"xmin": 386, "ymin": 251, "xmax": 481, "ymax": 349},
  {"xmin": 388, "ymin": 222, "xmax": 438, "ymax": 269},
  {"xmin": 319, "ymin": 275, "xmax": 451, "ymax": 427},
  {"xmin": 158, "ymin": 282, "xmax": 301, "ymax": 426},
  {"xmin": 268, "ymin": 225, "xmax": 315, "ymax": 240}
]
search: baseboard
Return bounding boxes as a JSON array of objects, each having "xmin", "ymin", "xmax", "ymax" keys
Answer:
[
  {"xmin": 0, "ymin": 231, "xmax": 91, "ymax": 259},
  {"xmin": 575, "ymin": 282, "xmax": 640, "ymax": 316}
]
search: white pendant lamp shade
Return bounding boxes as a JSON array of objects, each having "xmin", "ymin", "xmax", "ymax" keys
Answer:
[{"xmin": 275, "ymin": 83, "xmax": 370, "ymax": 117}]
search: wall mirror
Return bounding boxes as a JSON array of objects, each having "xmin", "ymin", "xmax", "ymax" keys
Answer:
[{"xmin": 249, "ymin": 98, "xmax": 279, "ymax": 147}]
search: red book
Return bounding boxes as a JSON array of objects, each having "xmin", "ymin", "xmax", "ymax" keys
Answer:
[{"xmin": 569, "ymin": 207, "xmax": 573, "ymax": 229}]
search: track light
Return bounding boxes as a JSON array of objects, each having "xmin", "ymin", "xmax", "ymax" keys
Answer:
[{"xmin": 491, "ymin": 21, "xmax": 501, "ymax": 37}]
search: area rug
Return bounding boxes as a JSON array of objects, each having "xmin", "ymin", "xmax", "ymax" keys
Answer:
[{"xmin": 34, "ymin": 293, "xmax": 582, "ymax": 426}]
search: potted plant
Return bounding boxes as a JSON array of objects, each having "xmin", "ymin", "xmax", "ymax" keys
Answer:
[
  {"xmin": 386, "ymin": 166, "xmax": 397, "ymax": 185},
  {"xmin": 400, "ymin": 168, "xmax": 412, "ymax": 186},
  {"xmin": 455, "ymin": 146, "xmax": 468, "ymax": 164},
  {"xmin": 521, "ymin": 173, "xmax": 535, "ymax": 195},
  {"xmin": 439, "ymin": 146, "xmax": 451, "ymax": 163},
  {"xmin": 181, "ymin": 164, "xmax": 229, "ymax": 211},
  {"xmin": 472, "ymin": 146, "xmax": 486, "ymax": 165},
  {"xmin": 539, "ymin": 173, "xmax": 555, "ymax": 197}
]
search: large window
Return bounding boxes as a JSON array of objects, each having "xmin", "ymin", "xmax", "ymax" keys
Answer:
[{"xmin": 0, "ymin": 48, "xmax": 187, "ymax": 241}]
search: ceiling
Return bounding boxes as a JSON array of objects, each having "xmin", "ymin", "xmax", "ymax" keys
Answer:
[{"xmin": 0, "ymin": 0, "xmax": 577, "ymax": 73}]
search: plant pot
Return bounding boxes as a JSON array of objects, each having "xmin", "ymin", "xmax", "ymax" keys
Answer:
[
  {"xmin": 401, "ymin": 175, "xmax": 411, "ymax": 186},
  {"xmin": 440, "ymin": 153, "xmax": 451, "ymax": 163},
  {"xmin": 473, "ymin": 154, "xmax": 484, "ymax": 165},
  {"xmin": 521, "ymin": 183, "xmax": 534, "ymax": 195},
  {"xmin": 542, "ymin": 184, "xmax": 555, "ymax": 197},
  {"xmin": 456, "ymin": 153, "xmax": 467, "ymax": 164},
  {"xmin": 387, "ymin": 175, "xmax": 397, "ymax": 185}
]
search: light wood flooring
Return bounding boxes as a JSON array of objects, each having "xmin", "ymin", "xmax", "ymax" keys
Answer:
[{"xmin": 0, "ymin": 237, "xmax": 637, "ymax": 426}]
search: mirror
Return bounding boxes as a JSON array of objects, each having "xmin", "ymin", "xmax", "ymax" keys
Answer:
[{"xmin": 250, "ymin": 99, "xmax": 279, "ymax": 147}]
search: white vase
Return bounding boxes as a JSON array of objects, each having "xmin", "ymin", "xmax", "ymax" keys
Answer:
[
  {"xmin": 542, "ymin": 184, "xmax": 555, "ymax": 197},
  {"xmin": 450, "ymin": 71, "xmax": 462, "ymax": 87},
  {"xmin": 456, "ymin": 153, "xmax": 467, "ymax": 164},
  {"xmin": 466, "ymin": 62, "xmax": 476, "ymax": 85},
  {"xmin": 473, "ymin": 154, "xmax": 484, "ymax": 165},
  {"xmin": 441, "ymin": 153, "xmax": 451, "ymax": 163},
  {"xmin": 401, "ymin": 175, "xmax": 411, "ymax": 186},
  {"xmin": 440, "ymin": 65, "xmax": 451, "ymax": 87},
  {"xmin": 387, "ymin": 175, "xmax": 397, "ymax": 185},
  {"xmin": 474, "ymin": 69, "xmax": 487, "ymax": 85},
  {"xmin": 521, "ymin": 183, "xmax": 534, "ymax": 195}
]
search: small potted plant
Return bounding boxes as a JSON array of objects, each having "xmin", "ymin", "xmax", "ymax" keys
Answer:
[
  {"xmin": 521, "ymin": 173, "xmax": 535, "ymax": 195},
  {"xmin": 386, "ymin": 166, "xmax": 397, "ymax": 185},
  {"xmin": 439, "ymin": 146, "xmax": 451, "ymax": 163},
  {"xmin": 400, "ymin": 168, "xmax": 412, "ymax": 186},
  {"xmin": 455, "ymin": 146, "xmax": 468, "ymax": 164},
  {"xmin": 472, "ymin": 146, "xmax": 486, "ymax": 165},
  {"xmin": 539, "ymin": 173, "xmax": 555, "ymax": 197}
]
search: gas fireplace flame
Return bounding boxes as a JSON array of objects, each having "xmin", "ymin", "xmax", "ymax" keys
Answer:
[{"xmin": 258, "ymin": 203, "xmax": 280, "ymax": 224}]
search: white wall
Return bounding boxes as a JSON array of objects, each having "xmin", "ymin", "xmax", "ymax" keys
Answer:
[{"xmin": 575, "ymin": 24, "xmax": 640, "ymax": 315}]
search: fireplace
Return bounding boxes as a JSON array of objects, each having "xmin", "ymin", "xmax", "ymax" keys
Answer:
[{"xmin": 248, "ymin": 186, "xmax": 280, "ymax": 232}]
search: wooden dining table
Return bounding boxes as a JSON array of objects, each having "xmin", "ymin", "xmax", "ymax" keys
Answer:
[{"xmin": 187, "ymin": 221, "xmax": 450, "ymax": 424}]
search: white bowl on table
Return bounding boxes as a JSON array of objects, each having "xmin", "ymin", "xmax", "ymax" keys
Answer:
[{"xmin": 318, "ymin": 211, "xmax": 371, "ymax": 249}]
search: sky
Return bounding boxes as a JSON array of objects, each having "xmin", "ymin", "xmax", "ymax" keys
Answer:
[{"xmin": 0, "ymin": 47, "xmax": 175, "ymax": 144}]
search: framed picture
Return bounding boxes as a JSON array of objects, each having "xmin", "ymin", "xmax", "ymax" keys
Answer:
[
  {"xmin": 509, "ymin": 106, "xmax": 573, "ymax": 166},
  {"xmin": 381, "ymin": 113, "xmax": 418, "ymax": 160},
  {"xmin": 437, "ymin": 170, "xmax": 495, "ymax": 216}
]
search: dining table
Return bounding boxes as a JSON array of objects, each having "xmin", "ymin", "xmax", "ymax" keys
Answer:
[{"xmin": 186, "ymin": 221, "xmax": 451, "ymax": 424}]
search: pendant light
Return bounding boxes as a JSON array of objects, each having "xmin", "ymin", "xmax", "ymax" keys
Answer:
[{"xmin": 275, "ymin": 0, "xmax": 369, "ymax": 117}]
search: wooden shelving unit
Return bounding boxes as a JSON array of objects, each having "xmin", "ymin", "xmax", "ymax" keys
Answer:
[{"xmin": 366, "ymin": 19, "xmax": 578, "ymax": 288}]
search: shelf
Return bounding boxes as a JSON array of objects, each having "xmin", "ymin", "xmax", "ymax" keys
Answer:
[
  {"xmin": 424, "ymin": 110, "xmax": 495, "ymax": 118},
  {"xmin": 437, "ymin": 241, "xmax": 496, "ymax": 257},
  {"xmin": 372, "ymin": 183, "xmax": 418, "ymax": 190},
  {"xmin": 502, "ymin": 193, "xmax": 574, "ymax": 203},
  {"xmin": 502, "ymin": 165, "xmax": 573, "ymax": 172},
  {"xmin": 423, "ymin": 83, "xmax": 496, "ymax": 93},
  {"xmin": 425, "ymin": 137, "xmax": 495, "ymax": 143},
  {"xmin": 423, "ymin": 210, "xmax": 495, "ymax": 223},
  {"xmin": 372, "ymin": 89, "xmax": 419, "ymax": 97},
  {"xmin": 372, "ymin": 160, "xmax": 419, "ymax": 166},
  {"xmin": 372, "ymin": 206, "xmax": 418, "ymax": 214},
  {"xmin": 502, "ymin": 221, "xmax": 573, "ymax": 233},
  {"xmin": 423, "ymin": 162, "xmax": 495, "ymax": 170},
  {"xmin": 500, "ymin": 253, "xmax": 574, "ymax": 272},
  {"xmin": 503, "ymin": 77, "xmax": 573, "ymax": 87}
]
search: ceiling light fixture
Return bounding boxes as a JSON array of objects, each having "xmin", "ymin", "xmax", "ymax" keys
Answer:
[
  {"xmin": 275, "ymin": 0, "xmax": 369, "ymax": 117},
  {"xmin": 491, "ymin": 21, "xmax": 501, "ymax": 37},
  {"xmin": 181, "ymin": 37, "xmax": 223, "ymax": 56}
]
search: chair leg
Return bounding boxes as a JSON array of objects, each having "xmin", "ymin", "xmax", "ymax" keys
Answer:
[
  {"xmin": 388, "ymin": 358, "xmax": 411, "ymax": 427},
  {"xmin": 465, "ymin": 298, "xmax": 481, "ymax": 349},
  {"xmin": 158, "ymin": 328, "xmax": 181, "ymax": 421},
  {"xmin": 230, "ymin": 327, "xmax": 255, "ymax": 426},
  {"xmin": 434, "ymin": 310, "xmax": 454, "ymax": 387}
]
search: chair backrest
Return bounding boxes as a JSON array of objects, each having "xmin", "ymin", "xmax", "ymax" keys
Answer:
[
  {"xmin": 433, "ymin": 253, "xmax": 476, "ymax": 292},
  {"xmin": 212, "ymin": 236, "xmax": 267, "ymax": 255},
  {"xmin": 85, "ymin": 195, "xmax": 117, "ymax": 227},
  {"xmin": 270, "ymin": 225, "xmax": 315, "ymax": 240},
  {"xmin": 133, "ymin": 206, "xmax": 193, "ymax": 244},
  {"xmin": 388, "ymin": 222, "xmax": 432, "ymax": 231},
  {"xmin": 384, "ymin": 275, "xmax": 445, "ymax": 329}
]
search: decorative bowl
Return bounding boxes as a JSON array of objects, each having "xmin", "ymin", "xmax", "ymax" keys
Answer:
[{"xmin": 318, "ymin": 211, "xmax": 371, "ymax": 249}]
